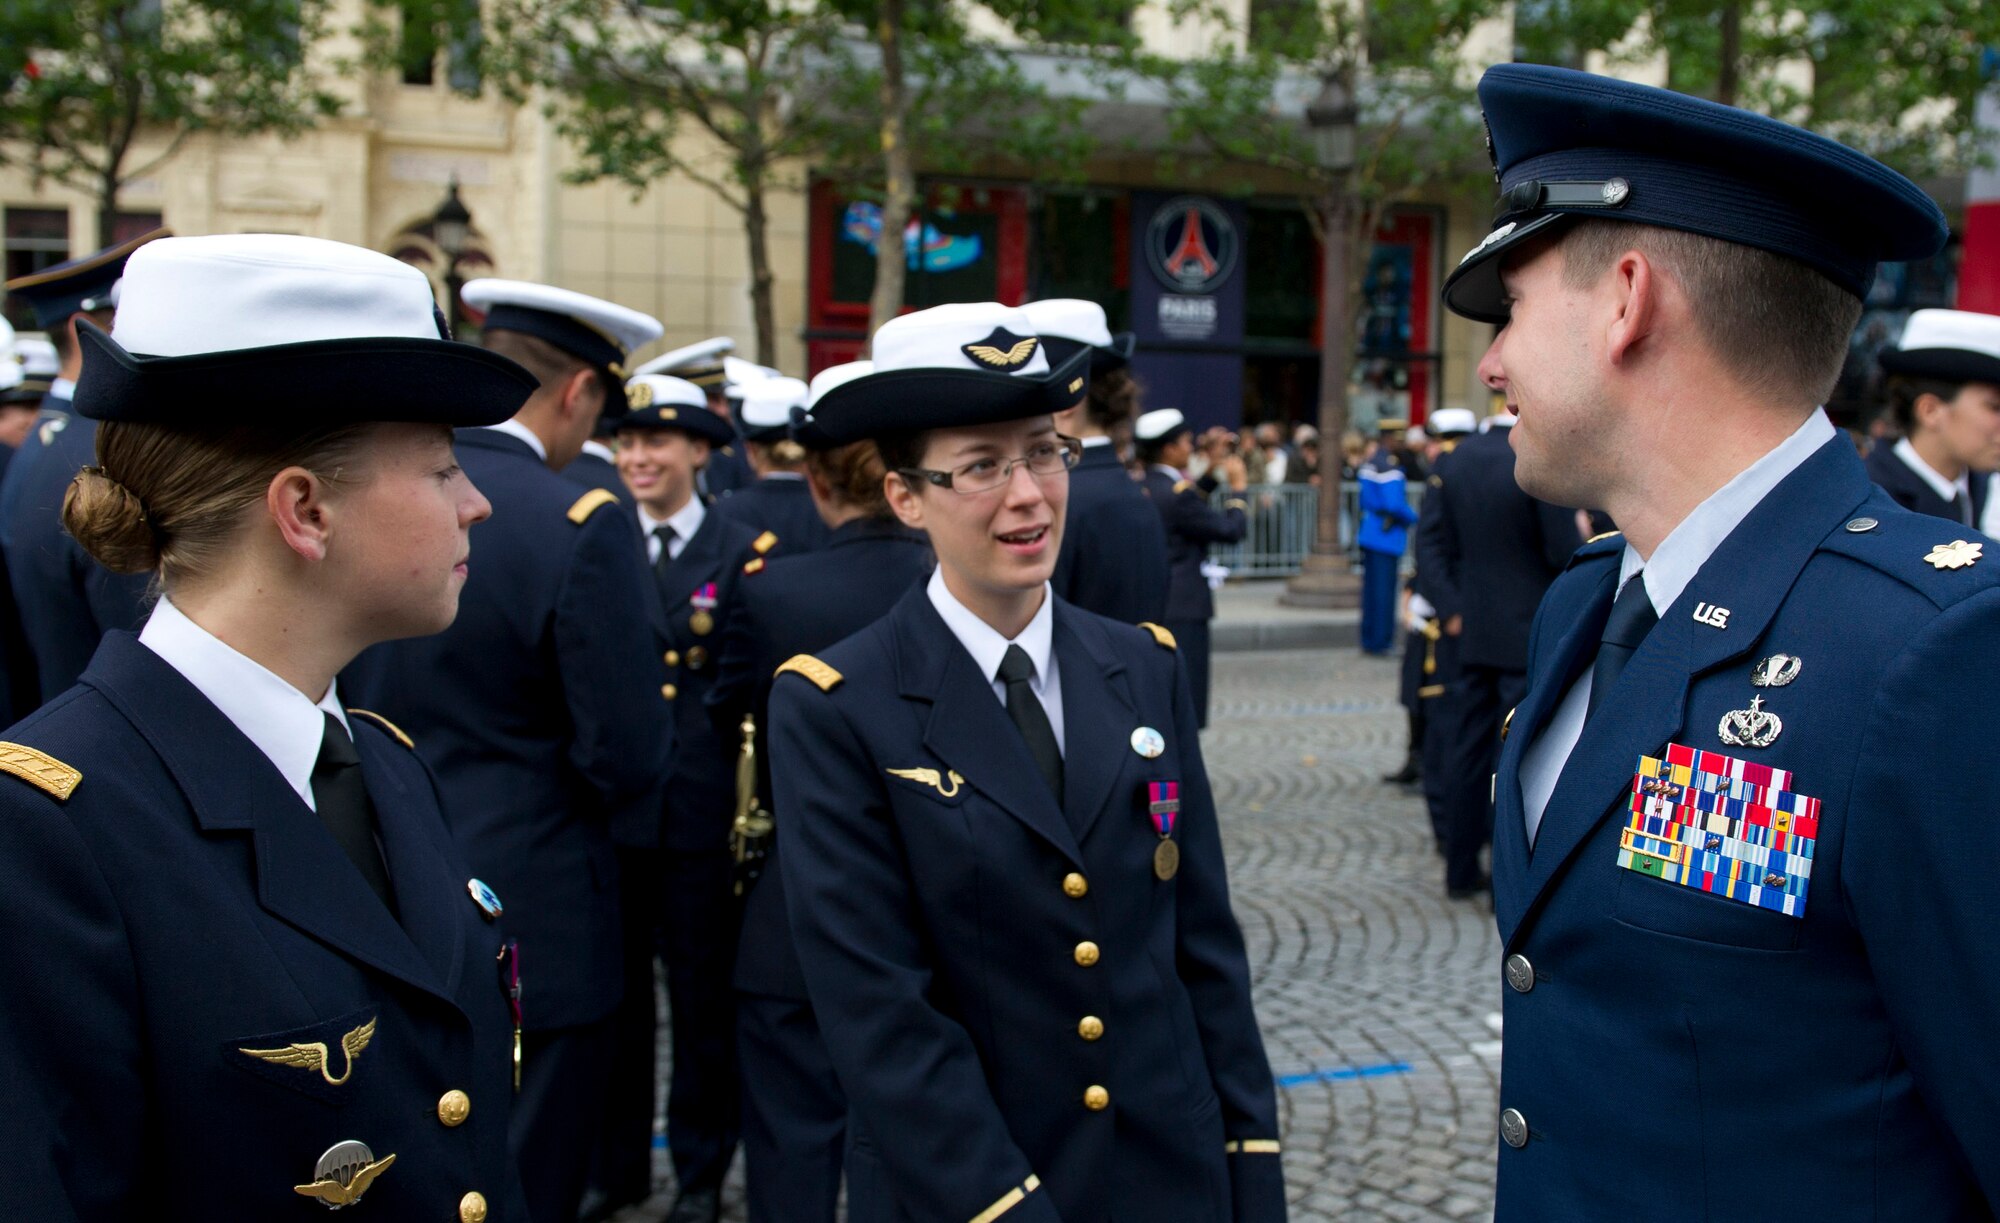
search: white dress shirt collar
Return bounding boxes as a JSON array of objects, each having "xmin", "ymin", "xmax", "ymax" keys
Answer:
[
  {"xmin": 138, "ymin": 596, "xmax": 348, "ymax": 811},
  {"xmin": 639, "ymin": 496, "xmax": 706, "ymax": 563},
  {"xmin": 1081, "ymin": 435, "xmax": 1114, "ymax": 449},
  {"xmin": 483, "ymin": 417, "xmax": 548, "ymax": 462},
  {"xmin": 1891, "ymin": 436, "xmax": 1969, "ymax": 507},
  {"xmin": 926, "ymin": 568, "xmax": 1065, "ymax": 755},
  {"xmin": 48, "ymin": 376, "xmax": 76, "ymax": 402},
  {"xmin": 579, "ymin": 438, "xmax": 616, "ymax": 464},
  {"xmin": 1619, "ymin": 409, "xmax": 1836, "ymax": 616}
]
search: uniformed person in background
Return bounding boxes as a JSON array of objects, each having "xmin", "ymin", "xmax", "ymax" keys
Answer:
[
  {"xmin": 1356, "ymin": 422, "xmax": 1417, "ymax": 656},
  {"xmin": 0, "ymin": 227, "xmax": 169, "ymax": 705},
  {"xmin": 1866, "ymin": 308, "xmax": 2000, "ymax": 529},
  {"xmin": 1450, "ymin": 64, "xmax": 1999, "ymax": 1217},
  {"xmin": 0, "ymin": 233, "xmax": 539, "ymax": 1221},
  {"xmin": 609, "ymin": 372, "xmax": 768, "ymax": 1223},
  {"xmin": 1415, "ymin": 400, "xmax": 1581, "ymax": 901},
  {"xmin": 705, "ymin": 359, "xmax": 933, "ymax": 1223},
  {"xmin": 1026, "ymin": 298, "xmax": 1171, "ymax": 625},
  {"xmin": 344, "ymin": 278, "xmax": 672, "ymax": 1223},
  {"xmin": 634, "ymin": 337, "xmax": 751, "ymax": 499},
  {"xmin": 711, "ymin": 375, "xmax": 832, "ymax": 555},
  {"xmin": 0, "ymin": 319, "xmax": 43, "ymax": 459},
  {"xmin": 563, "ymin": 402, "xmax": 637, "ymax": 509},
  {"xmin": 1136, "ymin": 407, "xmax": 1246, "ymax": 727},
  {"xmin": 769, "ymin": 302, "xmax": 1284, "ymax": 1223},
  {"xmin": 0, "ymin": 327, "xmax": 46, "ymax": 721},
  {"xmin": 1386, "ymin": 408, "xmax": 1475, "ymax": 796}
]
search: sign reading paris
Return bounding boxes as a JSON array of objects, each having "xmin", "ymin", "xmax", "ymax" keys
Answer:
[{"xmin": 1146, "ymin": 196, "xmax": 1239, "ymax": 294}]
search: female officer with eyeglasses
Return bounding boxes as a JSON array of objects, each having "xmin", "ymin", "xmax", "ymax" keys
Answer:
[{"xmin": 767, "ymin": 303, "xmax": 1285, "ymax": 1223}]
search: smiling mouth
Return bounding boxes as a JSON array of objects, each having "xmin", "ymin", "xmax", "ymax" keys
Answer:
[{"xmin": 997, "ymin": 526, "xmax": 1048, "ymax": 546}]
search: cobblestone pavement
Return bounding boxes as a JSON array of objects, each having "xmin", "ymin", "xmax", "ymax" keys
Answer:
[{"xmin": 621, "ymin": 647, "xmax": 1500, "ymax": 1222}]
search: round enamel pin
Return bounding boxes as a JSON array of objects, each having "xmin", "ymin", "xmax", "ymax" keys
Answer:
[
  {"xmin": 1130, "ymin": 727, "xmax": 1165, "ymax": 759},
  {"xmin": 467, "ymin": 878, "xmax": 504, "ymax": 921}
]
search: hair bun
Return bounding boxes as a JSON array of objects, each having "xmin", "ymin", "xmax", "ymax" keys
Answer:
[{"xmin": 63, "ymin": 466, "xmax": 161, "ymax": 573}]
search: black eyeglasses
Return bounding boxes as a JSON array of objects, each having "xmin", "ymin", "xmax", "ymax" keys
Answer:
[{"xmin": 900, "ymin": 435, "xmax": 1083, "ymax": 495}]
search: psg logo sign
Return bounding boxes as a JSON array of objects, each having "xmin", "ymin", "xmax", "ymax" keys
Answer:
[{"xmin": 1146, "ymin": 196, "xmax": 1239, "ymax": 295}]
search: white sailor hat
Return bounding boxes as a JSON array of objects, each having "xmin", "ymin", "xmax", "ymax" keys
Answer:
[
  {"xmin": 1879, "ymin": 309, "xmax": 2000, "ymax": 387},
  {"xmin": 1428, "ymin": 408, "xmax": 1477, "ymax": 437},
  {"xmin": 620, "ymin": 373, "xmax": 735, "ymax": 446},
  {"xmin": 73, "ymin": 234, "xmax": 535, "ymax": 426},
  {"xmin": 793, "ymin": 361, "xmax": 873, "ymax": 450},
  {"xmin": 636, "ymin": 336, "xmax": 734, "ymax": 385},
  {"xmin": 1020, "ymin": 298, "xmax": 1135, "ymax": 377},
  {"xmin": 0, "ymin": 317, "xmax": 19, "ymax": 395},
  {"xmin": 807, "ymin": 303, "xmax": 1089, "ymax": 446},
  {"xmin": 1134, "ymin": 408, "xmax": 1190, "ymax": 445},
  {"xmin": 724, "ymin": 356, "xmax": 782, "ymax": 397},
  {"xmin": 461, "ymin": 278, "xmax": 663, "ymax": 378},
  {"xmin": 739, "ymin": 376, "xmax": 809, "ymax": 444}
]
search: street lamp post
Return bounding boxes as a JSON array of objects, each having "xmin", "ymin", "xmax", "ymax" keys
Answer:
[
  {"xmin": 1283, "ymin": 70, "xmax": 1361, "ymax": 608},
  {"xmin": 432, "ymin": 175, "xmax": 472, "ymax": 334}
]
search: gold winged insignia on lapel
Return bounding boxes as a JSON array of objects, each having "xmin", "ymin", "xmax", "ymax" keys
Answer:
[
  {"xmin": 294, "ymin": 1153, "xmax": 396, "ymax": 1206},
  {"xmin": 886, "ymin": 766, "xmax": 965, "ymax": 798},
  {"xmin": 240, "ymin": 1016, "xmax": 377, "ymax": 1085}
]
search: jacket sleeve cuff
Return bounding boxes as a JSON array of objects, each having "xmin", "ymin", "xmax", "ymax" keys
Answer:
[
  {"xmin": 1226, "ymin": 1142, "xmax": 1287, "ymax": 1221},
  {"xmin": 970, "ymin": 1173, "xmax": 1059, "ymax": 1223}
]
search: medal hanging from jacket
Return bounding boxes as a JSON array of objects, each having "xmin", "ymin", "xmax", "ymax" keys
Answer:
[
  {"xmin": 731, "ymin": 714, "xmax": 775, "ymax": 896},
  {"xmin": 1148, "ymin": 781, "xmax": 1181, "ymax": 880},
  {"xmin": 496, "ymin": 938, "xmax": 523, "ymax": 1091},
  {"xmin": 689, "ymin": 583, "xmax": 719, "ymax": 637}
]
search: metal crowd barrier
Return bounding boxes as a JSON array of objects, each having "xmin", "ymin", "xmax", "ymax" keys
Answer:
[{"xmin": 1206, "ymin": 480, "xmax": 1426, "ymax": 578}]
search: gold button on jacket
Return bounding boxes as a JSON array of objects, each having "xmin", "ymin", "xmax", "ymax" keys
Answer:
[
  {"xmin": 664, "ymin": 650, "xmax": 680, "ymax": 666},
  {"xmin": 1073, "ymin": 941, "xmax": 1100, "ymax": 967},
  {"xmin": 1077, "ymin": 1016, "xmax": 1104, "ymax": 1041},
  {"xmin": 660, "ymin": 683, "xmax": 678, "ymax": 701},
  {"xmin": 1062, "ymin": 872, "xmax": 1088, "ymax": 898},
  {"xmin": 459, "ymin": 1190, "xmax": 489, "ymax": 1222},
  {"xmin": 1083, "ymin": 1085, "xmax": 1110, "ymax": 1111},
  {"xmin": 437, "ymin": 1089, "xmax": 471, "ymax": 1126}
]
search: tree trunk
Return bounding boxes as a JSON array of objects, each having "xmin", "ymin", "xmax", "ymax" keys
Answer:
[
  {"xmin": 1717, "ymin": 0, "xmax": 1741, "ymax": 107},
  {"xmin": 867, "ymin": 0, "xmax": 913, "ymax": 344},
  {"xmin": 744, "ymin": 176, "xmax": 778, "ymax": 367},
  {"xmin": 96, "ymin": 170, "xmax": 122, "ymax": 251}
]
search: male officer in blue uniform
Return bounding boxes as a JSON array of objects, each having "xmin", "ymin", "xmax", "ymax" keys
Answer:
[
  {"xmin": 1448, "ymin": 64, "xmax": 1998, "ymax": 1217},
  {"xmin": 712, "ymin": 375, "xmax": 830, "ymax": 555},
  {"xmin": 1416, "ymin": 403, "xmax": 1581, "ymax": 900},
  {"xmin": 1356, "ymin": 424, "xmax": 1417, "ymax": 655},
  {"xmin": 564, "ymin": 413, "xmax": 636, "ymax": 508},
  {"xmin": 1866, "ymin": 309, "xmax": 2000, "ymax": 526},
  {"xmin": 1, "ymin": 227, "xmax": 168, "ymax": 704},
  {"xmin": 1137, "ymin": 407, "xmax": 1246, "ymax": 726},
  {"xmin": 605, "ymin": 372, "xmax": 767, "ymax": 1223},
  {"xmin": 344, "ymin": 278, "xmax": 672, "ymax": 1223},
  {"xmin": 1388, "ymin": 408, "xmax": 1473, "ymax": 797},
  {"xmin": 1028, "ymin": 298, "xmax": 1170, "ymax": 625}
]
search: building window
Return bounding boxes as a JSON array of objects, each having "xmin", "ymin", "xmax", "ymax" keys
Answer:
[
  {"xmin": 399, "ymin": 0, "xmax": 482, "ymax": 92},
  {"xmin": 1029, "ymin": 191, "xmax": 1128, "ymax": 329},
  {"xmin": 3, "ymin": 209, "xmax": 72, "ymax": 330},
  {"xmin": 110, "ymin": 212, "xmax": 163, "ymax": 246}
]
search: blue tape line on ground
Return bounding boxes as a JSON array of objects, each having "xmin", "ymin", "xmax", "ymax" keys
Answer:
[{"xmin": 1276, "ymin": 1061, "xmax": 1413, "ymax": 1088}]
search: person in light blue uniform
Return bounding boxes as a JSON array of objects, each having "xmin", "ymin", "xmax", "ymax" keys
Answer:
[
  {"xmin": 344, "ymin": 277, "xmax": 672, "ymax": 1223},
  {"xmin": 1356, "ymin": 426, "xmax": 1417, "ymax": 655},
  {"xmin": 711, "ymin": 374, "xmax": 831, "ymax": 556},
  {"xmin": 0, "ymin": 227, "xmax": 169, "ymax": 705},
  {"xmin": 0, "ymin": 233, "xmax": 541, "ymax": 1221},
  {"xmin": 1136, "ymin": 407, "xmax": 1246, "ymax": 727},
  {"xmin": 1445, "ymin": 63, "xmax": 1999, "ymax": 1218},
  {"xmin": 768, "ymin": 303, "xmax": 1284, "ymax": 1223},
  {"xmin": 705, "ymin": 359, "xmax": 933, "ymax": 1223}
]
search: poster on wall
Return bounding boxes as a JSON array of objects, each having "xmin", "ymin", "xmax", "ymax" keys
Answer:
[{"xmin": 1130, "ymin": 192, "xmax": 1247, "ymax": 432}]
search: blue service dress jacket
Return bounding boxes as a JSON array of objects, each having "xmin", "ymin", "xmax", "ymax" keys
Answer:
[
  {"xmin": 707, "ymin": 517, "xmax": 933, "ymax": 999},
  {"xmin": 1142, "ymin": 467, "xmax": 1246, "ymax": 622},
  {"xmin": 0, "ymin": 634, "xmax": 527, "ymax": 1221},
  {"xmin": 1053, "ymin": 441, "xmax": 1171, "ymax": 625},
  {"xmin": 1492, "ymin": 435, "xmax": 2000, "ymax": 1219},
  {"xmin": 769, "ymin": 588, "xmax": 1285, "ymax": 1223},
  {"xmin": 563, "ymin": 445, "xmax": 634, "ymax": 508},
  {"xmin": 1356, "ymin": 454, "xmax": 1416, "ymax": 557},
  {"xmin": 1863, "ymin": 441, "xmax": 1988, "ymax": 526},
  {"xmin": 0, "ymin": 395, "xmax": 151, "ymax": 702},
  {"xmin": 343, "ymin": 427, "xmax": 671, "ymax": 1032},
  {"xmin": 711, "ymin": 474, "xmax": 832, "ymax": 558}
]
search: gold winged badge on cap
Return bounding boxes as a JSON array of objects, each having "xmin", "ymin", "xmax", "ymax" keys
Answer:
[
  {"xmin": 240, "ymin": 1016, "xmax": 376, "ymax": 1086},
  {"xmin": 961, "ymin": 330, "xmax": 1039, "ymax": 371},
  {"xmin": 887, "ymin": 766, "xmax": 965, "ymax": 798}
]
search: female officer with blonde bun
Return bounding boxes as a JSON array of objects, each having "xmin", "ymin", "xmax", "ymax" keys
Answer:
[{"xmin": 0, "ymin": 234, "xmax": 539, "ymax": 1222}]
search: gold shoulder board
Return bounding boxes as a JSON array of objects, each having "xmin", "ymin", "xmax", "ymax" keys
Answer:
[
  {"xmin": 743, "ymin": 557, "xmax": 767, "ymax": 576},
  {"xmin": 1137, "ymin": 622, "xmax": 1178, "ymax": 651},
  {"xmin": 1428, "ymin": 474, "xmax": 1443, "ymax": 488},
  {"xmin": 1173, "ymin": 479, "xmax": 1192, "ymax": 495},
  {"xmin": 567, "ymin": 488, "xmax": 620, "ymax": 525},
  {"xmin": 752, "ymin": 531, "xmax": 779, "ymax": 555},
  {"xmin": 346, "ymin": 709, "xmax": 415, "ymax": 750},
  {"xmin": 775, "ymin": 654, "xmax": 843, "ymax": 692},
  {"xmin": 0, "ymin": 742, "xmax": 80, "ymax": 801},
  {"xmin": 1585, "ymin": 530, "xmax": 1623, "ymax": 544}
]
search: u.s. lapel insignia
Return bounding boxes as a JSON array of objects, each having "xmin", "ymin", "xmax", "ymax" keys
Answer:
[
  {"xmin": 961, "ymin": 328, "xmax": 1039, "ymax": 371},
  {"xmin": 1750, "ymin": 654, "xmax": 1802, "ymax": 688},
  {"xmin": 240, "ymin": 1017, "xmax": 377, "ymax": 1086},
  {"xmin": 1692, "ymin": 601, "xmax": 1730, "ymax": 629},
  {"xmin": 467, "ymin": 878, "xmax": 503, "ymax": 920},
  {"xmin": 294, "ymin": 1140, "xmax": 395, "ymax": 1209},
  {"xmin": 1718, "ymin": 695, "xmax": 1783, "ymax": 749},
  {"xmin": 886, "ymin": 766, "xmax": 964, "ymax": 798},
  {"xmin": 1925, "ymin": 539, "xmax": 1983, "ymax": 570}
]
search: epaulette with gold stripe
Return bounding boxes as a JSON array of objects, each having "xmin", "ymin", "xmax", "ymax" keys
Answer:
[
  {"xmin": 1585, "ymin": 529, "xmax": 1622, "ymax": 544},
  {"xmin": 743, "ymin": 557, "xmax": 767, "ymax": 576},
  {"xmin": 1172, "ymin": 479, "xmax": 1193, "ymax": 495},
  {"xmin": 1224, "ymin": 1138, "xmax": 1282, "ymax": 1155},
  {"xmin": 774, "ymin": 654, "xmax": 843, "ymax": 692},
  {"xmin": 566, "ymin": 488, "xmax": 620, "ymax": 524},
  {"xmin": 1137, "ymin": 621, "xmax": 1178, "ymax": 651},
  {"xmin": 752, "ymin": 530, "xmax": 779, "ymax": 555},
  {"xmin": 0, "ymin": 742, "xmax": 80, "ymax": 801},
  {"xmin": 346, "ymin": 708, "xmax": 415, "ymax": 750}
]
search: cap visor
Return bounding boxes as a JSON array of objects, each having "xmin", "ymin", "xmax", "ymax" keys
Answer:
[
  {"xmin": 810, "ymin": 347, "xmax": 1092, "ymax": 446},
  {"xmin": 1878, "ymin": 347, "xmax": 2000, "ymax": 387},
  {"xmin": 1441, "ymin": 213, "xmax": 1573, "ymax": 324}
]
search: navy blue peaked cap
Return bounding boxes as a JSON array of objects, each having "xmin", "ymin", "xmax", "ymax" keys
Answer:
[
  {"xmin": 4, "ymin": 228, "xmax": 169, "ymax": 330},
  {"xmin": 1443, "ymin": 64, "xmax": 1949, "ymax": 324}
]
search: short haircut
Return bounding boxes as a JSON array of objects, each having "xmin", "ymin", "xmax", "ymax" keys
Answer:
[
  {"xmin": 482, "ymin": 327, "xmax": 617, "ymax": 406},
  {"xmin": 1559, "ymin": 220, "xmax": 1863, "ymax": 407}
]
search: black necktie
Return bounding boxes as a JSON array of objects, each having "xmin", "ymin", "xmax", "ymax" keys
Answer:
[
  {"xmin": 1586, "ymin": 573, "xmax": 1658, "ymax": 719},
  {"xmin": 313, "ymin": 712, "xmax": 399, "ymax": 918},
  {"xmin": 653, "ymin": 524, "xmax": 677, "ymax": 573},
  {"xmin": 997, "ymin": 644, "xmax": 1064, "ymax": 800}
]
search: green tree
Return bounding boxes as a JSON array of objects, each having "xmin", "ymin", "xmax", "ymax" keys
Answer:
[{"xmin": 0, "ymin": 0, "xmax": 342, "ymax": 245}]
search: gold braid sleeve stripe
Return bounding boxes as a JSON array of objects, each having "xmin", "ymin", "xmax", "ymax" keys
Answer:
[
  {"xmin": 968, "ymin": 1175, "xmax": 1043, "ymax": 1223},
  {"xmin": 1225, "ymin": 1139, "xmax": 1282, "ymax": 1155}
]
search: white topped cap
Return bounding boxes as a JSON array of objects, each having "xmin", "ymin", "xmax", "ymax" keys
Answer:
[
  {"xmin": 625, "ymin": 374, "xmax": 709, "ymax": 412},
  {"xmin": 871, "ymin": 303, "xmax": 1051, "ymax": 377},
  {"xmin": 12, "ymin": 337, "xmax": 57, "ymax": 378},
  {"xmin": 807, "ymin": 360, "xmax": 874, "ymax": 409},
  {"xmin": 740, "ymin": 376, "xmax": 809, "ymax": 428},
  {"xmin": 110, "ymin": 234, "xmax": 447, "ymax": 358},
  {"xmin": 1897, "ymin": 308, "xmax": 2000, "ymax": 359},
  {"xmin": 1428, "ymin": 407, "xmax": 1477, "ymax": 436},
  {"xmin": 724, "ymin": 355, "xmax": 782, "ymax": 393},
  {"xmin": 1135, "ymin": 408, "xmax": 1188, "ymax": 442},
  {"xmin": 0, "ymin": 317, "xmax": 18, "ymax": 391},
  {"xmin": 1020, "ymin": 298, "xmax": 1114, "ymax": 348},
  {"xmin": 461, "ymin": 278, "xmax": 663, "ymax": 357},
  {"xmin": 637, "ymin": 336, "xmax": 734, "ymax": 377}
]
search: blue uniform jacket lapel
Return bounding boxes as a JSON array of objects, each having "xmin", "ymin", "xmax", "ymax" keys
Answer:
[
  {"xmin": 658, "ymin": 506, "xmax": 723, "ymax": 611},
  {"xmin": 1052, "ymin": 604, "xmax": 1137, "ymax": 842},
  {"xmin": 1502, "ymin": 436, "xmax": 1874, "ymax": 944},
  {"xmin": 80, "ymin": 633, "xmax": 455, "ymax": 1003},
  {"xmin": 358, "ymin": 739, "xmax": 466, "ymax": 994},
  {"xmin": 892, "ymin": 588, "xmax": 1084, "ymax": 866}
]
